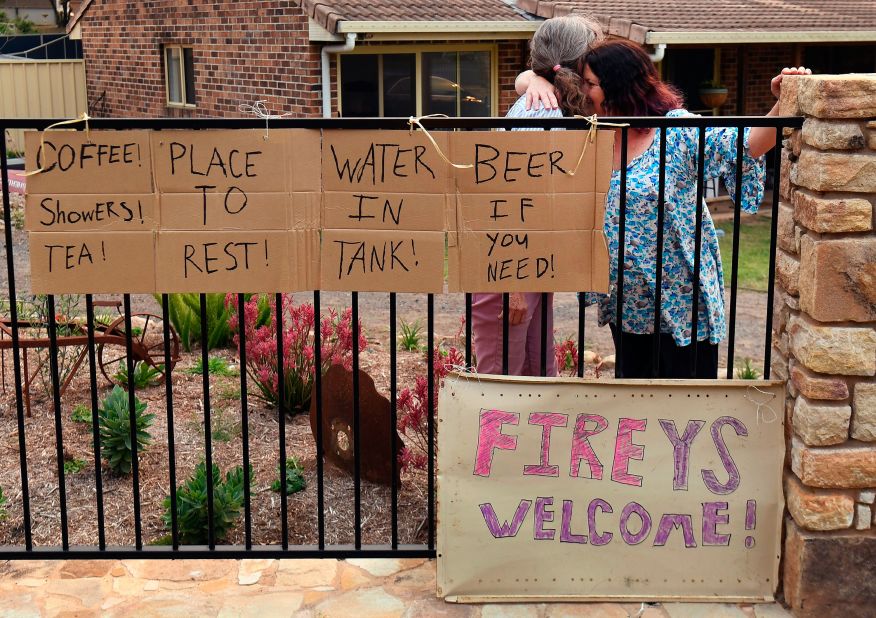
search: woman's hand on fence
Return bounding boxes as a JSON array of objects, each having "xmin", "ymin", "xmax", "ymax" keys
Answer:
[
  {"xmin": 502, "ymin": 292, "xmax": 529, "ymax": 326},
  {"xmin": 771, "ymin": 66, "xmax": 812, "ymax": 99}
]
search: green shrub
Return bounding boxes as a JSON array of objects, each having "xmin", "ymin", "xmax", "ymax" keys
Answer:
[
  {"xmin": 271, "ymin": 457, "xmax": 306, "ymax": 495},
  {"xmin": 736, "ymin": 358, "xmax": 761, "ymax": 380},
  {"xmin": 114, "ymin": 361, "xmax": 164, "ymax": 388},
  {"xmin": 158, "ymin": 293, "xmax": 235, "ymax": 352},
  {"xmin": 98, "ymin": 386, "xmax": 154, "ymax": 475},
  {"xmin": 64, "ymin": 458, "xmax": 87, "ymax": 475},
  {"xmin": 70, "ymin": 403, "xmax": 92, "ymax": 424},
  {"xmin": 0, "ymin": 485, "xmax": 7, "ymax": 521},
  {"xmin": 184, "ymin": 356, "xmax": 237, "ymax": 377},
  {"xmin": 162, "ymin": 462, "xmax": 250, "ymax": 544},
  {"xmin": 398, "ymin": 318, "xmax": 422, "ymax": 352}
]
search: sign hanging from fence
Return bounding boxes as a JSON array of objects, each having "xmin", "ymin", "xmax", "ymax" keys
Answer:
[
  {"xmin": 436, "ymin": 375, "xmax": 784, "ymax": 603},
  {"xmin": 24, "ymin": 126, "xmax": 613, "ymax": 294}
]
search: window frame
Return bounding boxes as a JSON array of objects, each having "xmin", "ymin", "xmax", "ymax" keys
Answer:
[
  {"xmin": 336, "ymin": 43, "xmax": 498, "ymax": 117},
  {"xmin": 164, "ymin": 44, "xmax": 196, "ymax": 109}
]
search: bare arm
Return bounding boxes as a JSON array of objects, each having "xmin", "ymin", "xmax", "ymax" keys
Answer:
[
  {"xmin": 748, "ymin": 67, "xmax": 811, "ymax": 158},
  {"xmin": 514, "ymin": 70, "xmax": 558, "ymax": 111}
]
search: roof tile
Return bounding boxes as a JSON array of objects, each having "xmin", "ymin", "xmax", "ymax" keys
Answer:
[{"xmin": 529, "ymin": 0, "xmax": 876, "ymax": 32}]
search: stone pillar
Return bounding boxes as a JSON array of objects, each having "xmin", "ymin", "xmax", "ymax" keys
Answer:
[{"xmin": 776, "ymin": 74, "xmax": 876, "ymax": 617}]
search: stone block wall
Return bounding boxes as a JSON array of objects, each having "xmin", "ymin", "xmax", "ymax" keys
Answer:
[{"xmin": 775, "ymin": 73, "xmax": 876, "ymax": 617}]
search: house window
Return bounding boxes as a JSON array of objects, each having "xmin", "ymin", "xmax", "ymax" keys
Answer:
[
  {"xmin": 164, "ymin": 45, "xmax": 195, "ymax": 107},
  {"xmin": 662, "ymin": 47, "xmax": 716, "ymax": 114},
  {"xmin": 339, "ymin": 46, "xmax": 495, "ymax": 117}
]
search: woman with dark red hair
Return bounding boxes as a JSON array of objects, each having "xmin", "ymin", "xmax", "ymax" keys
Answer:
[{"xmin": 518, "ymin": 39, "xmax": 809, "ymax": 378}]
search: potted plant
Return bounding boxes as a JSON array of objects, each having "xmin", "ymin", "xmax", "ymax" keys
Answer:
[{"xmin": 698, "ymin": 79, "xmax": 728, "ymax": 108}]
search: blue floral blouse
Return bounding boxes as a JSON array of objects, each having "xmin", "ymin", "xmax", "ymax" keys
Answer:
[{"xmin": 595, "ymin": 109, "xmax": 766, "ymax": 346}]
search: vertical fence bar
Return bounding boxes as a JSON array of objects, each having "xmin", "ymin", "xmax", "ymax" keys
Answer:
[
  {"xmin": 465, "ymin": 293, "xmax": 472, "ymax": 368},
  {"xmin": 2, "ymin": 135, "xmax": 33, "ymax": 550},
  {"xmin": 161, "ymin": 294, "xmax": 179, "ymax": 550},
  {"xmin": 427, "ymin": 293, "xmax": 435, "ymax": 549},
  {"xmin": 763, "ymin": 128, "xmax": 783, "ymax": 379},
  {"xmin": 313, "ymin": 290, "xmax": 325, "ymax": 549},
  {"xmin": 615, "ymin": 127, "xmax": 629, "ymax": 378},
  {"xmin": 690, "ymin": 128, "xmax": 707, "ymax": 374},
  {"xmin": 275, "ymin": 293, "xmax": 288, "ymax": 549},
  {"xmin": 651, "ymin": 128, "xmax": 668, "ymax": 377},
  {"xmin": 540, "ymin": 292, "xmax": 548, "ymax": 377},
  {"xmin": 352, "ymin": 291, "xmax": 362, "ymax": 549},
  {"xmin": 199, "ymin": 293, "xmax": 215, "ymax": 549},
  {"xmin": 237, "ymin": 294, "xmax": 252, "ymax": 549},
  {"xmin": 123, "ymin": 294, "xmax": 143, "ymax": 550},
  {"xmin": 389, "ymin": 292, "xmax": 399, "ymax": 549},
  {"xmin": 46, "ymin": 296, "xmax": 69, "ymax": 550},
  {"xmin": 726, "ymin": 127, "xmax": 746, "ymax": 379},
  {"xmin": 577, "ymin": 295, "xmax": 586, "ymax": 378},
  {"xmin": 501, "ymin": 293, "xmax": 509, "ymax": 375},
  {"xmin": 84, "ymin": 295, "xmax": 106, "ymax": 550}
]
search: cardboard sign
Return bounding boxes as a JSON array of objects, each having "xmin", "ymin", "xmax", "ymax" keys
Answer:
[
  {"xmin": 25, "ymin": 194, "xmax": 158, "ymax": 232},
  {"xmin": 29, "ymin": 231, "xmax": 156, "ymax": 293},
  {"xmin": 322, "ymin": 130, "xmax": 451, "ymax": 193},
  {"xmin": 450, "ymin": 130, "xmax": 613, "ymax": 194},
  {"xmin": 323, "ymin": 192, "xmax": 448, "ymax": 232},
  {"xmin": 455, "ymin": 193, "xmax": 600, "ymax": 232},
  {"xmin": 24, "ymin": 130, "xmax": 153, "ymax": 194},
  {"xmin": 159, "ymin": 192, "xmax": 289, "ymax": 230},
  {"xmin": 320, "ymin": 229, "xmax": 444, "ymax": 292},
  {"xmin": 289, "ymin": 229, "xmax": 321, "ymax": 291},
  {"xmin": 437, "ymin": 375, "xmax": 785, "ymax": 602},
  {"xmin": 448, "ymin": 129, "xmax": 613, "ymax": 293},
  {"xmin": 450, "ymin": 230, "xmax": 599, "ymax": 293},
  {"xmin": 155, "ymin": 230, "xmax": 289, "ymax": 292},
  {"xmin": 290, "ymin": 192, "xmax": 321, "ymax": 230},
  {"xmin": 152, "ymin": 129, "xmax": 290, "ymax": 193}
]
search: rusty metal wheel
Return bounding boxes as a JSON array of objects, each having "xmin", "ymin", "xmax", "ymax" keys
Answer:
[{"xmin": 98, "ymin": 313, "xmax": 180, "ymax": 387}]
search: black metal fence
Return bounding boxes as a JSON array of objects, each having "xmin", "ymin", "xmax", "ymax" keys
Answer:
[{"xmin": 0, "ymin": 115, "xmax": 802, "ymax": 559}]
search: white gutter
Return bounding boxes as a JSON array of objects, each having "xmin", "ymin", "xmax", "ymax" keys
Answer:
[
  {"xmin": 646, "ymin": 30, "xmax": 876, "ymax": 44},
  {"xmin": 321, "ymin": 32, "xmax": 357, "ymax": 118},
  {"xmin": 649, "ymin": 43, "xmax": 666, "ymax": 63}
]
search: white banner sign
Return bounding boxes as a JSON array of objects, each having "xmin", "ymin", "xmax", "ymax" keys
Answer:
[{"xmin": 437, "ymin": 375, "xmax": 784, "ymax": 603}]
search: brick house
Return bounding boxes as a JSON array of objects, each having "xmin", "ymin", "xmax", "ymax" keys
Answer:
[{"xmin": 66, "ymin": 0, "xmax": 876, "ymax": 119}]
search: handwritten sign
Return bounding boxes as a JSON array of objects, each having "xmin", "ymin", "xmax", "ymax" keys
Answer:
[
  {"xmin": 320, "ymin": 130, "xmax": 449, "ymax": 292},
  {"xmin": 448, "ymin": 130, "xmax": 612, "ymax": 293},
  {"xmin": 29, "ymin": 231, "xmax": 156, "ymax": 293},
  {"xmin": 156, "ymin": 230, "xmax": 288, "ymax": 293},
  {"xmin": 150, "ymin": 129, "xmax": 321, "ymax": 291},
  {"xmin": 25, "ymin": 194, "xmax": 158, "ymax": 232},
  {"xmin": 24, "ymin": 130, "xmax": 153, "ymax": 194},
  {"xmin": 25, "ymin": 128, "xmax": 614, "ymax": 294},
  {"xmin": 24, "ymin": 130, "xmax": 156, "ymax": 293},
  {"xmin": 437, "ymin": 375, "xmax": 784, "ymax": 602}
]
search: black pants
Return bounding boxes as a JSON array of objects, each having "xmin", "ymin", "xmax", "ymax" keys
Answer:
[{"xmin": 609, "ymin": 324, "xmax": 719, "ymax": 379}]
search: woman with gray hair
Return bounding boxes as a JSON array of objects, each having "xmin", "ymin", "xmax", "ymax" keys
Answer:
[{"xmin": 471, "ymin": 15, "xmax": 603, "ymax": 377}]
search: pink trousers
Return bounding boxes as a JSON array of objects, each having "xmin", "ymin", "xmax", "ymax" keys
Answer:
[{"xmin": 471, "ymin": 292, "xmax": 557, "ymax": 377}]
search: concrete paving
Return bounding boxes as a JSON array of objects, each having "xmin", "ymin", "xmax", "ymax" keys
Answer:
[{"xmin": 0, "ymin": 559, "xmax": 793, "ymax": 617}]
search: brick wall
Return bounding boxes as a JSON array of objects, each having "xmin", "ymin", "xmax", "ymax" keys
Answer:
[
  {"xmin": 81, "ymin": 0, "xmax": 324, "ymax": 118},
  {"xmin": 498, "ymin": 39, "xmax": 528, "ymax": 113},
  {"xmin": 773, "ymin": 74, "xmax": 876, "ymax": 616},
  {"xmin": 717, "ymin": 44, "xmax": 798, "ymax": 115},
  {"xmin": 79, "ymin": 0, "xmax": 527, "ymax": 119}
]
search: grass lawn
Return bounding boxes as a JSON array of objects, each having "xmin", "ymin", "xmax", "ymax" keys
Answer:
[{"xmin": 716, "ymin": 215, "xmax": 772, "ymax": 292}]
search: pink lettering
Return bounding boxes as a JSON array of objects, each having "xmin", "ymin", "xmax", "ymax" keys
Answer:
[
  {"xmin": 611, "ymin": 418, "xmax": 647, "ymax": 487},
  {"xmin": 570, "ymin": 414, "xmax": 608, "ymax": 480},
  {"xmin": 524, "ymin": 413, "xmax": 568, "ymax": 477},
  {"xmin": 473, "ymin": 408, "xmax": 520, "ymax": 477}
]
